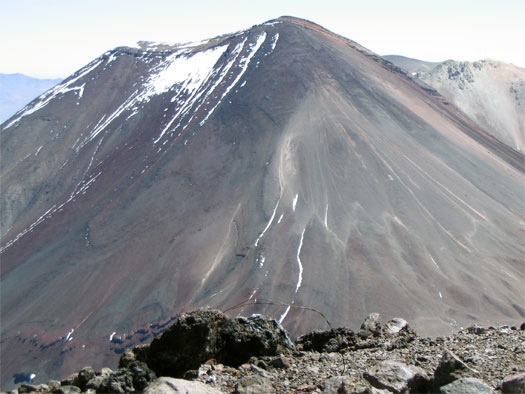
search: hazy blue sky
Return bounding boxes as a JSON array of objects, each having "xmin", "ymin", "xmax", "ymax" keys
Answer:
[{"xmin": 2, "ymin": 0, "xmax": 523, "ymax": 78}]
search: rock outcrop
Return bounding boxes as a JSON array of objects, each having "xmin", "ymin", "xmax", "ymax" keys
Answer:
[
  {"xmin": 136, "ymin": 309, "xmax": 294, "ymax": 378},
  {"xmin": 6, "ymin": 309, "xmax": 525, "ymax": 394}
]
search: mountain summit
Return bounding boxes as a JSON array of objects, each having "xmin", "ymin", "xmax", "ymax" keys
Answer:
[{"xmin": 1, "ymin": 16, "xmax": 523, "ymax": 387}]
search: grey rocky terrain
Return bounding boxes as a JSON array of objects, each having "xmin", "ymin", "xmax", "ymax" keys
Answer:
[
  {"xmin": 384, "ymin": 56, "xmax": 525, "ymax": 151},
  {"xmin": 7, "ymin": 309, "xmax": 524, "ymax": 394}
]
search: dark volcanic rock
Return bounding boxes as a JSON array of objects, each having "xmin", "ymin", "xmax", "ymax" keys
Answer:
[
  {"xmin": 432, "ymin": 349, "xmax": 480, "ymax": 388},
  {"xmin": 501, "ymin": 372, "xmax": 525, "ymax": 394},
  {"xmin": 8, "ymin": 312, "xmax": 525, "ymax": 393},
  {"xmin": 145, "ymin": 309, "xmax": 294, "ymax": 377},
  {"xmin": 359, "ymin": 313, "xmax": 382, "ymax": 338},
  {"xmin": 296, "ymin": 327, "xmax": 357, "ymax": 352}
]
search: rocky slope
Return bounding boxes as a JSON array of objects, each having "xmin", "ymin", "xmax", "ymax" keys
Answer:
[
  {"xmin": 384, "ymin": 56, "xmax": 525, "ymax": 151},
  {"xmin": 7, "ymin": 309, "xmax": 525, "ymax": 394},
  {"xmin": 1, "ymin": 17, "xmax": 524, "ymax": 388}
]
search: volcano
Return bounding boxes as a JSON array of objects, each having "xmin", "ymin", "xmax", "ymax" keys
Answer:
[{"xmin": 1, "ymin": 16, "xmax": 523, "ymax": 388}]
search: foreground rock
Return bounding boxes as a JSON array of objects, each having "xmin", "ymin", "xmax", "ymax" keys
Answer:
[
  {"xmin": 7, "ymin": 310, "xmax": 525, "ymax": 393},
  {"xmin": 130, "ymin": 309, "xmax": 295, "ymax": 378}
]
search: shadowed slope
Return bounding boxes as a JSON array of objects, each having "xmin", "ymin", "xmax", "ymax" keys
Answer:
[{"xmin": 1, "ymin": 16, "xmax": 523, "ymax": 389}]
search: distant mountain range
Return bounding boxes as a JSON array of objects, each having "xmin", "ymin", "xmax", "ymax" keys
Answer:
[
  {"xmin": 0, "ymin": 73, "xmax": 62, "ymax": 123},
  {"xmin": 1, "ymin": 17, "xmax": 523, "ymax": 389}
]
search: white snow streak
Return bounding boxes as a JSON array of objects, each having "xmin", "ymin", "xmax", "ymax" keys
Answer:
[
  {"xmin": 64, "ymin": 328, "xmax": 74, "ymax": 342},
  {"xmin": 269, "ymin": 33, "xmax": 279, "ymax": 54},
  {"xmin": 295, "ymin": 229, "xmax": 305, "ymax": 293},
  {"xmin": 257, "ymin": 254, "xmax": 266, "ymax": 268},
  {"xmin": 279, "ymin": 228, "xmax": 306, "ymax": 324},
  {"xmin": 0, "ymin": 171, "xmax": 102, "ymax": 253},
  {"xmin": 278, "ymin": 306, "xmax": 291, "ymax": 324},
  {"xmin": 254, "ymin": 198, "xmax": 279, "ymax": 247},
  {"xmin": 4, "ymin": 59, "xmax": 102, "ymax": 129},
  {"xmin": 199, "ymin": 31, "xmax": 267, "ymax": 126},
  {"xmin": 324, "ymin": 205, "xmax": 328, "ymax": 228},
  {"xmin": 292, "ymin": 194, "xmax": 299, "ymax": 211}
]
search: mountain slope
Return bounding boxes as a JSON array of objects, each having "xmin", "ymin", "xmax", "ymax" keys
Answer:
[
  {"xmin": 419, "ymin": 60, "xmax": 525, "ymax": 151},
  {"xmin": 1, "ymin": 16, "xmax": 523, "ymax": 388},
  {"xmin": 382, "ymin": 55, "xmax": 442, "ymax": 74},
  {"xmin": 0, "ymin": 73, "xmax": 62, "ymax": 123},
  {"xmin": 384, "ymin": 56, "xmax": 525, "ymax": 151}
]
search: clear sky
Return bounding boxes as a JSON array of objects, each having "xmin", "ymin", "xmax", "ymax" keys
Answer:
[{"xmin": 1, "ymin": 0, "xmax": 524, "ymax": 78}]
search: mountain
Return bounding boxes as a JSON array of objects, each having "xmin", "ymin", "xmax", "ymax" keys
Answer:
[
  {"xmin": 382, "ymin": 55, "xmax": 442, "ymax": 75},
  {"xmin": 0, "ymin": 73, "xmax": 62, "ymax": 123},
  {"xmin": 1, "ymin": 16, "xmax": 523, "ymax": 389},
  {"xmin": 384, "ymin": 56, "xmax": 525, "ymax": 151}
]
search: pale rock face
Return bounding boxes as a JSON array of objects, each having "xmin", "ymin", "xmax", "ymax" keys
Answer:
[
  {"xmin": 385, "ymin": 55, "xmax": 525, "ymax": 151},
  {"xmin": 383, "ymin": 318, "xmax": 409, "ymax": 334},
  {"xmin": 144, "ymin": 377, "xmax": 224, "ymax": 394},
  {"xmin": 421, "ymin": 60, "xmax": 525, "ymax": 151},
  {"xmin": 363, "ymin": 360, "xmax": 430, "ymax": 393}
]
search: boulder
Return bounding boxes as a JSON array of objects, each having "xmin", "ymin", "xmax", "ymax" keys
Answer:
[
  {"xmin": 73, "ymin": 366, "xmax": 95, "ymax": 390},
  {"xmin": 432, "ymin": 350, "xmax": 479, "ymax": 388},
  {"xmin": 381, "ymin": 318, "xmax": 417, "ymax": 350},
  {"xmin": 145, "ymin": 308, "xmax": 294, "ymax": 377},
  {"xmin": 144, "ymin": 377, "xmax": 224, "ymax": 394},
  {"xmin": 17, "ymin": 384, "xmax": 50, "ymax": 393},
  {"xmin": 363, "ymin": 360, "xmax": 430, "ymax": 394},
  {"xmin": 383, "ymin": 318, "xmax": 410, "ymax": 335},
  {"xmin": 95, "ymin": 361, "xmax": 156, "ymax": 393},
  {"xmin": 54, "ymin": 386, "xmax": 81, "ymax": 394},
  {"xmin": 323, "ymin": 375, "xmax": 371, "ymax": 394},
  {"xmin": 46, "ymin": 380, "xmax": 61, "ymax": 392},
  {"xmin": 269, "ymin": 354, "xmax": 291, "ymax": 369},
  {"xmin": 359, "ymin": 313, "xmax": 382, "ymax": 338},
  {"xmin": 439, "ymin": 377, "xmax": 495, "ymax": 393},
  {"xmin": 501, "ymin": 372, "xmax": 525, "ymax": 394},
  {"xmin": 296, "ymin": 327, "xmax": 356, "ymax": 352},
  {"xmin": 235, "ymin": 374, "xmax": 275, "ymax": 394}
]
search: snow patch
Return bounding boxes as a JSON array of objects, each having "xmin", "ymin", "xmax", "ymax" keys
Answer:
[
  {"xmin": 147, "ymin": 45, "xmax": 225, "ymax": 97},
  {"xmin": 278, "ymin": 305, "xmax": 291, "ymax": 324},
  {"xmin": 64, "ymin": 328, "xmax": 74, "ymax": 342},
  {"xmin": 292, "ymin": 194, "xmax": 299, "ymax": 211},
  {"xmin": 295, "ymin": 228, "xmax": 305, "ymax": 293},
  {"xmin": 254, "ymin": 198, "xmax": 279, "ymax": 247},
  {"xmin": 269, "ymin": 33, "xmax": 279, "ymax": 54}
]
